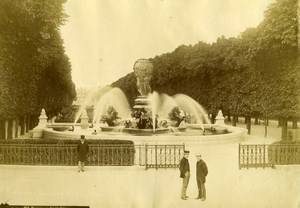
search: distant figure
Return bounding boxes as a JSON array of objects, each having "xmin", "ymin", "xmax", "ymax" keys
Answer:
[
  {"xmin": 160, "ymin": 120, "xmax": 169, "ymax": 128},
  {"xmin": 124, "ymin": 120, "xmax": 132, "ymax": 128},
  {"xmin": 77, "ymin": 135, "xmax": 89, "ymax": 172},
  {"xmin": 69, "ymin": 125, "xmax": 74, "ymax": 132},
  {"xmin": 179, "ymin": 150, "xmax": 190, "ymax": 200},
  {"xmin": 195, "ymin": 153, "xmax": 208, "ymax": 201},
  {"xmin": 91, "ymin": 129, "xmax": 97, "ymax": 135}
]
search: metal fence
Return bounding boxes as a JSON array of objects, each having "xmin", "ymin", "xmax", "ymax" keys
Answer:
[
  {"xmin": 239, "ymin": 144, "xmax": 273, "ymax": 169},
  {"xmin": 145, "ymin": 144, "xmax": 185, "ymax": 170},
  {"xmin": 0, "ymin": 143, "xmax": 185, "ymax": 170},
  {"xmin": 268, "ymin": 144, "xmax": 300, "ymax": 165},
  {"xmin": 239, "ymin": 143, "xmax": 300, "ymax": 169},
  {"xmin": 0, "ymin": 144, "xmax": 135, "ymax": 166}
]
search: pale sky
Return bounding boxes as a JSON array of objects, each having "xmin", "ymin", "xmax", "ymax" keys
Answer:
[{"xmin": 60, "ymin": 0, "xmax": 275, "ymax": 88}]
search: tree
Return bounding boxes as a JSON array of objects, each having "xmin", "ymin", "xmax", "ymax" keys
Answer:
[
  {"xmin": 249, "ymin": 0, "xmax": 299, "ymax": 140},
  {"xmin": 109, "ymin": 0, "xmax": 299, "ymax": 140},
  {"xmin": 111, "ymin": 72, "xmax": 139, "ymax": 107},
  {"xmin": 0, "ymin": 0, "xmax": 76, "ymax": 138}
]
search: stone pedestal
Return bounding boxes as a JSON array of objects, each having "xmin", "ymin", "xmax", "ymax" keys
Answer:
[
  {"xmin": 215, "ymin": 110, "xmax": 225, "ymax": 125},
  {"xmin": 80, "ymin": 109, "xmax": 89, "ymax": 129},
  {"xmin": 133, "ymin": 96, "xmax": 151, "ymax": 110},
  {"xmin": 33, "ymin": 109, "xmax": 48, "ymax": 139}
]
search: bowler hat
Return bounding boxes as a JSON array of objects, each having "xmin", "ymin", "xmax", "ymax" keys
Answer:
[{"xmin": 184, "ymin": 150, "xmax": 190, "ymax": 154}]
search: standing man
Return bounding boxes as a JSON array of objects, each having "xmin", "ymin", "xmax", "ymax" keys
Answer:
[
  {"xmin": 179, "ymin": 150, "xmax": 190, "ymax": 200},
  {"xmin": 77, "ymin": 135, "xmax": 89, "ymax": 172},
  {"xmin": 195, "ymin": 153, "xmax": 208, "ymax": 201}
]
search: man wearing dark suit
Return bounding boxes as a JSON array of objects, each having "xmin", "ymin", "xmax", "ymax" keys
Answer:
[
  {"xmin": 179, "ymin": 150, "xmax": 190, "ymax": 200},
  {"xmin": 77, "ymin": 135, "xmax": 89, "ymax": 172},
  {"xmin": 195, "ymin": 153, "xmax": 208, "ymax": 201}
]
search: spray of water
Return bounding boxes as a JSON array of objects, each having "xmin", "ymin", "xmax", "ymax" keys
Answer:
[
  {"xmin": 74, "ymin": 88, "xmax": 100, "ymax": 124},
  {"xmin": 147, "ymin": 92, "xmax": 209, "ymax": 130},
  {"xmin": 74, "ymin": 87, "xmax": 211, "ymax": 131},
  {"xmin": 156, "ymin": 93, "xmax": 178, "ymax": 119},
  {"xmin": 93, "ymin": 88, "xmax": 132, "ymax": 125},
  {"xmin": 174, "ymin": 94, "xmax": 211, "ymax": 128},
  {"xmin": 148, "ymin": 92, "xmax": 160, "ymax": 132}
]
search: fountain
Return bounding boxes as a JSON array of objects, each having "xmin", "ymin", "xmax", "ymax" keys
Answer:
[
  {"xmin": 43, "ymin": 59, "xmax": 247, "ymax": 144},
  {"xmin": 97, "ymin": 59, "xmax": 196, "ymax": 135}
]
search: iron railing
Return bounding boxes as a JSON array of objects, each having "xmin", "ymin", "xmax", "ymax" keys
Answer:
[
  {"xmin": 0, "ymin": 144, "xmax": 135, "ymax": 166},
  {"xmin": 268, "ymin": 144, "xmax": 300, "ymax": 165},
  {"xmin": 0, "ymin": 143, "xmax": 185, "ymax": 169},
  {"xmin": 239, "ymin": 143, "xmax": 300, "ymax": 169},
  {"xmin": 239, "ymin": 144, "xmax": 273, "ymax": 169},
  {"xmin": 145, "ymin": 144, "xmax": 185, "ymax": 170}
]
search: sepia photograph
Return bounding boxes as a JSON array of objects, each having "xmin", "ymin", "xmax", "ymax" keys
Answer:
[{"xmin": 0, "ymin": 0, "xmax": 299, "ymax": 207}]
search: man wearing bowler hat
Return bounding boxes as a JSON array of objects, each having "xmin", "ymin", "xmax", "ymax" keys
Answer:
[
  {"xmin": 195, "ymin": 153, "xmax": 208, "ymax": 201},
  {"xmin": 77, "ymin": 135, "xmax": 89, "ymax": 172},
  {"xmin": 179, "ymin": 150, "xmax": 190, "ymax": 200}
]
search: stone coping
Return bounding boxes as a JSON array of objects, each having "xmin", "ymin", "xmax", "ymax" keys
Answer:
[{"xmin": 43, "ymin": 124, "xmax": 247, "ymax": 145}]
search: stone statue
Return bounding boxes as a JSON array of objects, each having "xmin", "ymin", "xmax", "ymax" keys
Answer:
[
  {"xmin": 215, "ymin": 110, "xmax": 225, "ymax": 125},
  {"xmin": 133, "ymin": 59, "xmax": 153, "ymax": 96},
  {"xmin": 101, "ymin": 106, "xmax": 120, "ymax": 126},
  {"xmin": 168, "ymin": 106, "xmax": 186, "ymax": 127}
]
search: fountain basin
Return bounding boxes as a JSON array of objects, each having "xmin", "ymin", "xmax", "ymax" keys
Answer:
[
  {"xmin": 188, "ymin": 124, "xmax": 229, "ymax": 134},
  {"xmin": 100, "ymin": 126, "xmax": 187, "ymax": 135},
  {"xmin": 42, "ymin": 123, "xmax": 247, "ymax": 145}
]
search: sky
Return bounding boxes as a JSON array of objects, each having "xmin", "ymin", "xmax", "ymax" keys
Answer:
[{"xmin": 60, "ymin": 0, "xmax": 276, "ymax": 88}]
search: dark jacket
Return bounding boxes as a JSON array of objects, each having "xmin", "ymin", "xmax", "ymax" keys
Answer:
[
  {"xmin": 77, "ymin": 140, "xmax": 89, "ymax": 162},
  {"xmin": 179, "ymin": 157, "xmax": 190, "ymax": 178},
  {"xmin": 196, "ymin": 159, "xmax": 208, "ymax": 183}
]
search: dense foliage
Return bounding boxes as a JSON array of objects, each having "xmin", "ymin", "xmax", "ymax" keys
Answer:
[
  {"xmin": 0, "ymin": 0, "xmax": 76, "ymax": 120},
  {"xmin": 111, "ymin": 0, "xmax": 299, "ymax": 139}
]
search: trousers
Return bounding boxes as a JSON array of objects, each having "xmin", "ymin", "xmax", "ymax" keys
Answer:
[
  {"xmin": 197, "ymin": 178, "xmax": 206, "ymax": 199},
  {"xmin": 181, "ymin": 172, "xmax": 190, "ymax": 198},
  {"xmin": 78, "ymin": 161, "xmax": 85, "ymax": 171}
]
